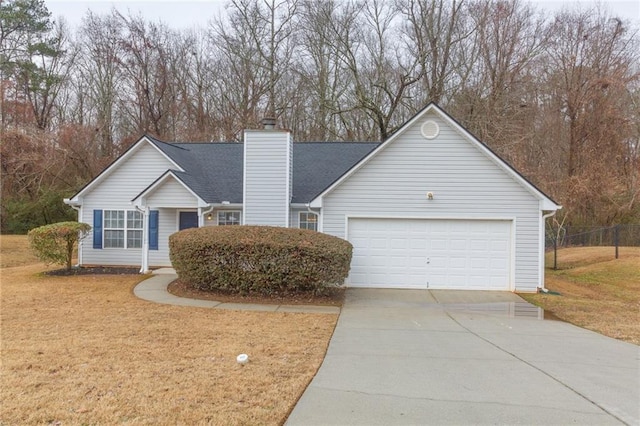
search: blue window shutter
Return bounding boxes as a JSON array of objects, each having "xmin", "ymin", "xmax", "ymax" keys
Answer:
[
  {"xmin": 149, "ymin": 210, "xmax": 159, "ymax": 250},
  {"xmin": 93, "ymin": 210, "xmax": 103, "ymax": 249}
]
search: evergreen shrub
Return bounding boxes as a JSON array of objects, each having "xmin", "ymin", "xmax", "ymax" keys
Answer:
[{"xmin": 169, "ymin": 226, "xmax": 352, "ymax": 295}]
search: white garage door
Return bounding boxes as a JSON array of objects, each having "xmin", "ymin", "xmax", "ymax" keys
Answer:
[{"xmin": 347, "ymin": 218, "xmax": 512, "ymax": 290}]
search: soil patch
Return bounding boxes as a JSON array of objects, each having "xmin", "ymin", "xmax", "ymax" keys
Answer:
[
  {"xmin": 168, "ymin": 279, "xmax": 345, "ymax": 307},
  {"xmin": 44, "ymin": 266, "xmax": 140, "ymax": 276}
]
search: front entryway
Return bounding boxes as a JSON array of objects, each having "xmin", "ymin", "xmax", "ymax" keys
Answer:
[{"xmin": 347, "ymin": 218, "xmax": 512, "ymax": 290}]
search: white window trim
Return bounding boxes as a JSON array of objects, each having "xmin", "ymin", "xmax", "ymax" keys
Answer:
[
  {"xmin": 217, "ymin": 210, "xmax": 242, "ymax": 226},
  {"xmin": 103, "ymin": 209, "xmax": 143, "ymax": 249},
  {"xmin": 299, "ymin": 211, "xmax": 319, "ymax": 231}
]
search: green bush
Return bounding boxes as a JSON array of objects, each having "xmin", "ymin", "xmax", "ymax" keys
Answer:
[
  {"xmin": 28, "ymin": 222, "xmax": 91, "ymax": 270},
  {"xmin": 169, "ymin": 226, "xmax": 353, "ymax": 295}
]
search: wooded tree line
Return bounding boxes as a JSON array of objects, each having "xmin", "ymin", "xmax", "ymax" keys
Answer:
[{"xmin": 1, "ymin": 0, "xmax": 639, "ymax": 233}]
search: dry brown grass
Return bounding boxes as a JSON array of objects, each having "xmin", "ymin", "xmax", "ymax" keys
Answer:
[
  {"xmin": 0, "ymin": 234, "xmax": 41, "ymax": 268},
  {"xmin": 521, "ymin": 246, "xmax": 640, "ymax": 345},
  {"xmin": 0, "ymin": 236, "xmax": 337, "ymax": 425}
]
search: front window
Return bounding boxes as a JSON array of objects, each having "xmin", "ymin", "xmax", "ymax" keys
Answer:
[
  {"xmin": 104, "ymin": 210, "xmax": 143, "ymax": 248},
  {"xmin": 217, "ymin": 211, "xmax": 241, "ymax": 226},
  {"xmin": 299, "ymin": 212, "xmax": 318, "ymax": 231}
]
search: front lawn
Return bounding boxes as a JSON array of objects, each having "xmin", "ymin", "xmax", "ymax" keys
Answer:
[
  {"xmin": 520, "ymin": 246, "xmax": 640, "ymax": 345},
  {"xmin": 0, "ymin": 235, "xmax": 337, "ymax": 425}
]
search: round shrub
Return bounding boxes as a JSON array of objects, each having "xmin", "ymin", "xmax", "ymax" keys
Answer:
[
  {"xmin": 28, "ymin": 221, "xmax": 91, "ymax": 270},
  {"xmin": 169, "ymin": 226, "xmax": 353, "ymax": 295}
]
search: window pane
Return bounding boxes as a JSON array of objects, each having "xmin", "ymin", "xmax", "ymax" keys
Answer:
[
  {"xmin": 104, "ymin": 210, "xmax": 114, "ymax": 228},
  {"xmin": 127, "ymin": 230, "xmax": 142, "ymax": 248},
  {"xmin": 105, "ymin": 210, "xmax": 124, "ymax": 228},
  {"xmin": 104, "ymin": 230, "xmax": 124, "ymax": 248},
  {"xmin": 299, "ymin": 212, "xmax": 318, "ymax": 231},
  {"xmin": 127, "ymin": 211, "xmax": 143, "ymax": 229},
  {"xmin": 218, "ymin": 211, "xmax": 241, "ymax": 226},
  {"xmin": 116, "ymin": 211, "xmax": 124, "ymax": 228}
]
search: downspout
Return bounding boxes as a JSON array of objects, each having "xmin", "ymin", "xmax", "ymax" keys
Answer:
[
  {"xmin": 135, "ymin": 205, "xmax": 149, "ymax": 274},
  {"xmin": 66, "ymin": 201, "xmax": 82, "ymax": 267},
  {"xmin": 539, "ymin": 210, "xmax": 558, "ymax": 293}
]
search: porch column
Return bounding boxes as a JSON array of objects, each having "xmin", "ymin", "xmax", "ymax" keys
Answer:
[{"xmin": 140, "ymin": 206, "xmax": 150, "ymax": 274}]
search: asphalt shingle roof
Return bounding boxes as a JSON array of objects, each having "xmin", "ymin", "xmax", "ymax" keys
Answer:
[{"xmin": 146, "ymin": 135, "xmax": 379, "ymax": 204}]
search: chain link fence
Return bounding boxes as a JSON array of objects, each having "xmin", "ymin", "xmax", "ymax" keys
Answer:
[{"xmin": 545, "ymin": 224, "xmax": 640, "ymax": 269}]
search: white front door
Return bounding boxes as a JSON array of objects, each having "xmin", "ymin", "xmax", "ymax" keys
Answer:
[{"xmin": 347, "ymin": 218, "xmax": 512, "ymax": 290}]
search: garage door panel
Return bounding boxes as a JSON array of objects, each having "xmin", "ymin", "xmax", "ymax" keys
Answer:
[
  {"xmin": 347, "ymin": 218, "xmax": 511, "ymax": 290},
  {"xmin": 389, "ymin": 256, "xmax": 408, "ymax": 267},
  {"xmin": 408, "ymin": 257, "xmax": 426, "ymax": 268},
  {"xmin": 490, "ymin": 258, "xmax": 508, "ymax": 269},
  {"xmin": 370, "ymin": 238, "xmax": 387, "ymax": 249},
  {"xmin": 450, "ymin": 239, "xmax": 467, "ymax": 250},
  {"xmin": 449, "ymin": 257, "xmax": 467, "ymax": 269},
  {"xmin": 470, "ymin": 239, "xmax": 488, "ymax": 250}
]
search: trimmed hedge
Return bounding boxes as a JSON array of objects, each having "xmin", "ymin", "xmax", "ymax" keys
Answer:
[{"xmin": 169, "ymin": 226, "xmax": 353, "ymax": 295}]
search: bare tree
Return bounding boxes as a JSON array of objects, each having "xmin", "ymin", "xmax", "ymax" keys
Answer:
[
  {"xmin": 397, "ymin": 0, "xmax": 473, "ymax": 106},
  {"xmin": 74, "ymin": 10, "xmax": 124, "ymax": 155},
  {"xmin": 288, "ymin": 0, "xmax": 346, "ymax": 140},
  {"xmin": 116, "ymin": 12, "xmax": 177, "ymax": 138},
  {"xmin": 543, "ymin": 6, "xmax": 640, "ymax": 223},
  {"xmin": 455, "ymin": 0, "xmax": 548, "ymax": 162},
  {"xmin": 327, "ymin": 0, "xmax": 421, "ymax": 140}
]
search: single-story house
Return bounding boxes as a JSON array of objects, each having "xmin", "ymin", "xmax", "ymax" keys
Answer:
[{"xmin": 65, "ymin": 103, "xmax": 561, "ymax": 292}]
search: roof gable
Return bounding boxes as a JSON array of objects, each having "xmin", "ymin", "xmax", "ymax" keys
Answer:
[
  {"xmin": 66, "ymin": 135, "xmax": 183, "ymax": 203},
  {"xmin": 310, "ymin": 103, "xmax": 560, "ymax": 211},
  {"xmin": 132, "ymin": 170, "xmax": 207, "ymax": 207}
]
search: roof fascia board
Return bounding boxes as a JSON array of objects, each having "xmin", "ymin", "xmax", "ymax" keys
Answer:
[
  {"xmin": 132, "ymin": 170, "xmax": 207, "ymax": 207},
  {"xmin": 67, "ymin": 136, "xmax": 184, "ymax": 203}
]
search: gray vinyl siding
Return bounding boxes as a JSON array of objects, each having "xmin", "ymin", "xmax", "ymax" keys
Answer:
[
  {"xmin": 146, "ymin": 178, "xmax": 198, "ymax": 207},
  {"xmin": 290, "ymin": 208, "xmax": 302, "ymax": 228},
  {"xmin": 243, "ymin": 130, "xmax": 291, "ymax": 226},
  {"xmin": 80, "ymin": 142, "xmax": 176, "ymax": 266},
  {"xmin": 148, "ymin": 207, "xmax": 178, "ymax": 267},
  {"xmin": 321, "ymin": 112, "xmax": 542, "ymax": 292}
]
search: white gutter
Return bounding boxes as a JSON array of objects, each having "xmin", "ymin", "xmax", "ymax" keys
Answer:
[{"xmin": 539, "ymin": 210, "xmax": 558, "ymax": 292}]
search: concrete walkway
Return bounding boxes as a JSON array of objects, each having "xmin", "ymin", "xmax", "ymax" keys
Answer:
[
  {"xmin": 133, "ymin": 271, "xmax": 340, "ymax": 314},
  {"xmin": 286, "ymin": 289, "xmax": 639, "ymax": 425}
]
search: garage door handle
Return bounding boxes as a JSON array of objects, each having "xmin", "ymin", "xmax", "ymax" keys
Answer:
[{"xmin": 426, "ymin": 258, "xmax": 430, "ymax": 264}]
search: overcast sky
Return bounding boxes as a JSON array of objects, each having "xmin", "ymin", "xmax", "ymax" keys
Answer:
[{"xmin": 44, "ymin": 0, "xmax": 640, "ymax": 30}]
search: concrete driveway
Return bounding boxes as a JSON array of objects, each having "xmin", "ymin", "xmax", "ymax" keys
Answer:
[{"xmin": 286, "ymin": 289, "xmax": 639, "ymax": 425}]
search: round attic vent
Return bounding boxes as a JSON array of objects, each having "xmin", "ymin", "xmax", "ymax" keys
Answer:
[{"xmin": 421, "ymin": 120, "xmax": 439, "ymax": 139}]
